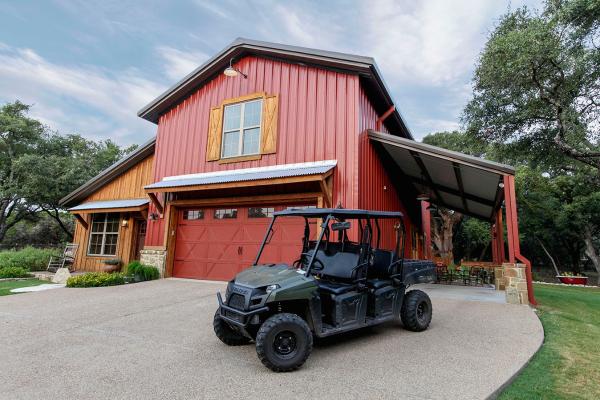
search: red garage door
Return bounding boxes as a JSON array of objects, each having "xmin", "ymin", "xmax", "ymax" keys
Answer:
[{"xmin": 173, "ymin": 205, "xmax": 313, "ymax": 280}]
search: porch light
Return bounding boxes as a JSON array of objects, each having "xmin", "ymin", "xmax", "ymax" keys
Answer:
[
  {"xmin": 498, "ymin": 182, "xmax": 505, "ymax": 188},
  {"xmin": 223, "ymin": 59, "xmax": 247, "ymax": 79}
]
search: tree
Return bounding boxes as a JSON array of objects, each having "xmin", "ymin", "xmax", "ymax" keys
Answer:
[
  {"xmin": 463, "ymin": 0, "xmax": 600, "ymax": 170},
  {"xmin": 0, "ymin": 101, "xmax": 45, "ymax": 243}
]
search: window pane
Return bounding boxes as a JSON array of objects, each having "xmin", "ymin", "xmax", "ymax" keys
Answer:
[
  {"xmin": 91, "ymin": 214, "xmax": 106, "ymax": 232},
  {"xmin": 248, "ymin": 207, "xmax": 274, "ymax": 218},
  {"xmin": 183, "ymin": 210, "xmax": 204, "ymax": 220},
  {"xmin": 88, "ymin": 233, "xmax": 103, "ymax": 255},
  {"xmin": 242, "ymin": 128, "xmax": 260, "ymax": 155},
  {"xmin": 106, "ymin": 215, "xmax": 120, "ymax": 233},
  {"xmin": 103, "ymin": 234, "xmax": 118, "ymax": 256},
  {"xmin": 214, "ymin": 209, "xmax": 238, "ymax": 219},
  {"xmin": 222, "ymin": 131, "xmax": 240, "ymax": 157},
  {"xmin": 223, "ymin": 104, "xmax": 241, "ymax": 131},
  {"xmin": 243, "ymin": 100, "xmax": 262, "ymax": 127}
]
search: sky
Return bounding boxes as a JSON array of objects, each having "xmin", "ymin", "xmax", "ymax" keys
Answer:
[{"xmin": 0, "ymin": 0, "xmax": 543, "ymax": 145}]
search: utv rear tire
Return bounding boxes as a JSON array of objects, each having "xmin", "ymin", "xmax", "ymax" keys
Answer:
[
  {"xmin": 401, "ymin": 290, "xmax": 432, "ymax": 332},
  {"xmin": 256, "ymin": 313, "xmax": 313, "ymax": 372},
  {"xmin": 213, "ymin": 310, "xmax": 251, "ymax": 346}
]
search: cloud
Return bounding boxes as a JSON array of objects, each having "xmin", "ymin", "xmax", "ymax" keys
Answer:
[
  {"xmin": 156, "ymin": 46, "xmax": 209, "ymax": 82},
  {"xmin": 0, "ymin": 44, "xmax": 165, "ymax": 144}
]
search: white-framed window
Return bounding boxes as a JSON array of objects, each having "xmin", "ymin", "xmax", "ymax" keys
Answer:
[
  {"xmin": 88, "ymin": 213, "xmax": 120, "ymax": 256},
  {"xmin": 221, "ymin": 98, "xmax": 262, "ymax": 158}
]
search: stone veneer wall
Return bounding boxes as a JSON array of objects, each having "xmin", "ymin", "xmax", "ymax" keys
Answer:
[
  {"xmin": 140, "ymin": 249, "xmax": 167, "ymax": 278},
  {"xmin": 495, "ymin": 263, "xmax": 529, "ymax": 305}
]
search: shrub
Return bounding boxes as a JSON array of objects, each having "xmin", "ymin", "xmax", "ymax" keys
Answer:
[
  {"xmin": 0, "ymin": 247, "xmax": 61, "ymax": 271},
  {"xmin": 126, "ymin": 261, "xmax": 159, "ymax": 281},
  {"xmin": 66, "ymin": 272, "xmax": 126, "ymax": 288},
  {"xmin": 0, "ymin": 267, "xmax": 33, "ymax": 279}
]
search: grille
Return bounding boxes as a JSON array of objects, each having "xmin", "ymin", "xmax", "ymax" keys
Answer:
[{"xmin": 228, "ymin": 293, "xmax": 246, "ymax": 310}]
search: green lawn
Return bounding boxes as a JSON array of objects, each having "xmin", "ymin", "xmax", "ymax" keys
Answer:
[
  {"xmin": 500, "ymin": 284, "xmax": 600, "ymax": 400},
  {"xmin": 0, "ymin": 279, "xmax": 46, "ymax": 296}
]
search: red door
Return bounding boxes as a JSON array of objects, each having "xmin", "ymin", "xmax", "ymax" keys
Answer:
[{"xmin": 173, "ymin": 205, "xmax": 312, "ymax": 280}]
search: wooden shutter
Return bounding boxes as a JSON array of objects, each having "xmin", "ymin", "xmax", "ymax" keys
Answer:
[
  {"xmin": 206, "ymin": 106, "xmax": 223, "ymax": 161},
  {"xmin": 260, "ymin": 95, "xmax": 278, "ymax": 154}
]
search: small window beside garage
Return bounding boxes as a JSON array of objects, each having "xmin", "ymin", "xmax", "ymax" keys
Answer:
[
  {"xmin": 183, "ymin": 210, "xmax": 204, "ymax": 220},
  {"xmin": 214, "ymin": 208, "xmax": 238, "ymax": 219},
  {"xmin": 88, "ymin": 213, "xmax": 120, "ymax": 256},
  {"xmin": 248, "ymin": 207, "xmax": 275, "ymax": 218}
]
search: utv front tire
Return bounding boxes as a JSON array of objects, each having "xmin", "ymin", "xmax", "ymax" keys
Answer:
[
  {"xmin": 401, "ymin": 290, "xmax": 432, "ymax": 332},
  {"xmin": 256, "ymin": 313, "xmax": 313, "ymax": 372},
  {"xmin": 213, "ymin": 310, "xmax": 251, "ymax": 346}
]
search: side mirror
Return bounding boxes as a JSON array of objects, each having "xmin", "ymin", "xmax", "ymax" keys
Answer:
[{"xmin": 331, "ymin": 221, "xmax": 351, "ymax": 231}]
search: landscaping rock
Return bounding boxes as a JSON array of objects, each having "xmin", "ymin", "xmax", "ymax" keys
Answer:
[{"xmin": 52, "ymin": 268, "xmax": 71, "ymax": 284}]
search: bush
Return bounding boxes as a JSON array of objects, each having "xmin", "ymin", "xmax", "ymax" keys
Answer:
[
  {"xmin": 0, "ymin": 247, "xmax": 61, "ymax": 271},
  {"xmin": 0, "ymin": 267, "xmax": 33, "ymax": 279},
  {"xmin": 66, "ymin": 272, "xmax": 126, "ymax": 288},
  {"xmin": 126, "ymin": 261, "xmax": 159, "ymax": 281}
]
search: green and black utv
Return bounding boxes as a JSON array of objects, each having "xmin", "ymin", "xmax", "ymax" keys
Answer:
[{"xmin": 214, "ymin": 208, "xmax": 435, "ymax": 372}]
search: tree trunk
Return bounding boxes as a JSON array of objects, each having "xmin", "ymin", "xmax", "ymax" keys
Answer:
[
  {"xmin": 431, "ymin": 209, "xmax": 463, "ymax": 264},
  {"xmin": 536, "ymin": 238, "xmax": 560, "ymax": 276},
  {"xmin": 583, "ymin": 226, "xmax": 600, "ymax": 286}
]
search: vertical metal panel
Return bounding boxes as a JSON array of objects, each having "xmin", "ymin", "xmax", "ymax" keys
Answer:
[
  {"xmin": 146, "ymin": 56, "xmax": 360, "ymax": 246},
  {"xmin": 357, "ymin": 86, "xmax": 417, "ymax": 257}
]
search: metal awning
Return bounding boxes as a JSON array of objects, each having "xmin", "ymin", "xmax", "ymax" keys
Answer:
[
  {"xmin": 145, "ymin": 160, "xmax": 337, "ymax": 191},
  {"xmin": 68, "ymin": 198, "xmax": 149, "ymax": 213},
  {"xmin": 368, "ymin": 130, "xmax": 515, "ymax": 220}
]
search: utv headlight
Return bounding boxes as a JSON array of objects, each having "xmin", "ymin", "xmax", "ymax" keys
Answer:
[{"xmin": 265, "ymin": 284, "xmax": 280, "ymax": 293}]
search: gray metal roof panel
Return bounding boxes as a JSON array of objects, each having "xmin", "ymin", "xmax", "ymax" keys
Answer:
[
  {"xmin": 68, "ymin": 198, "xmax": 149, "ymax": 211},
  {"xmin": 145, "ymin": 160, "xmax": 337, "ymax": 190}
]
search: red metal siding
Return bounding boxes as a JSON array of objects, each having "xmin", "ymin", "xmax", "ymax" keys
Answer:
[
  {"xmin": 146, "ymin": 56, "xmax": 359, "ymax": 246},
  {"xmin": 357, "ymin": 86, "xmax": 417, "ymax": 257}
]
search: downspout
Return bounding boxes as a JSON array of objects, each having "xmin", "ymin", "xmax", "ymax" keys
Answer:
[{"xmin": 376, "ymin": 106, "xmax": 395, "ymax": 131}]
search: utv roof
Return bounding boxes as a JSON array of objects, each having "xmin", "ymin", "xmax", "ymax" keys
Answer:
[{"xmin": 273, "ymin": 208, "xmax": 403, "ymax": 219}]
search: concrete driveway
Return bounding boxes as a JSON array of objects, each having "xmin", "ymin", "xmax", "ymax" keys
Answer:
[{"xmin": 0, "ymin": 279, "xmax": 542, "ymax": 400}]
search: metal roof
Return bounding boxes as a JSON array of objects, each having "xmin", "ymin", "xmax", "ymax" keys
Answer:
[
  {"xmin": 145, "ymin": 160, "xmax": 337, "ymax": 190},
  {"xmin": 137, "ymin": 38, "xmax": 413, "ymax": 139},
  {"xmin": 68, "ymin": 198, "xmax": 149, "ymax": 212},
  {"xmin": 60, "ymin": 137, "xmax": 156, "ymax": 207},
  {"xmin": 274, "ymin": 208, "xmax": 403, "ymax": 219},
  {"xmin": 368, "ymin": 130, "xmax": 514, "ymax": 221}
]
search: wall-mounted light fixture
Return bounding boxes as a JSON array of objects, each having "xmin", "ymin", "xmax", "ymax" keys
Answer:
[
  {"xmin": 223, "ymin": 58, "xmax": 247, "ymax": 79},
  {"xmin": 121, "ymin": 219, "xmax": 129, "ymax": 228}
]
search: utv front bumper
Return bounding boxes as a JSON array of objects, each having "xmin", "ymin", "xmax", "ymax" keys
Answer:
[{"xmin": 216, "ymin": 292, "xmax": 269, "ymax": 328}]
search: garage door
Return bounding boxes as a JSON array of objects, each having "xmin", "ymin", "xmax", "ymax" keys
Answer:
[{"xmin": 173, "ymin": 205, "xmax": 314, "ymax": 280}]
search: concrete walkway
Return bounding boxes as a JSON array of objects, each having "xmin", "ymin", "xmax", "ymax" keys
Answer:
[{"xmin": 0, "ymin": 279, "xmax": 542, "ymax": 400}]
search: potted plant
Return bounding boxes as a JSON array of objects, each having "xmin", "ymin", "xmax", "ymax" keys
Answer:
[
  {"xmin": 556, "ymin": 271, "xmax": 588, "ymax": 285},
  {"xmin": 102, "ymin": 258, "xmax": 122, "ymax": 273}
]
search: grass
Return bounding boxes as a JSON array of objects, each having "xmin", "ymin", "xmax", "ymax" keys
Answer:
[
  {"xmin": 0, "ymin": 279, "xmax": 46, "ymax": 296},
  {"xmin": 500, "ymin": 284, "xmax": 600, "ymax": 400}
]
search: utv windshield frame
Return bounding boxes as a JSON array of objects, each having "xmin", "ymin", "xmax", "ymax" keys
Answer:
[{"xmin": 252, "ymin": 208, "xmax": 406, "ymax": 277}]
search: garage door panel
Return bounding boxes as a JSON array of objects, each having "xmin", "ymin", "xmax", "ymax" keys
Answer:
[{"xmin": 173, "ymin": 204, "xmax": 314, "ymax": 280}]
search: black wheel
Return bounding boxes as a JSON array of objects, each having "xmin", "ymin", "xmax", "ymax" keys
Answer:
[
  {"xmin": 401, "ymin": 290, "xmax": 432, "ymax": 332},
  {"xmin": 255, "ymin": 313, "xmax": 313, "ymax": 372},
  {"xmin": 213, "ymin": 310, "xmax": 251, "ymax": 346}
]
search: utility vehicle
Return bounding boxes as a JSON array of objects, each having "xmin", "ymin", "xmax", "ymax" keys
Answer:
[{"xmin": 214, "ymin": 208, "xmax": 435, "ymax": 372}]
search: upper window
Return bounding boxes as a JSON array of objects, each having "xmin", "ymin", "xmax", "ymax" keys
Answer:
[
  {"xmin": 88, "ymin": 213, "xmax": 120, "ymax": 256},
  {"xmin": 221, "ymin": 99, "xmax": 262, "ymax": 158}
]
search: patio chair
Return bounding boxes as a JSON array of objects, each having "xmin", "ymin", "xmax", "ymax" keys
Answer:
[
  {"xmin": 47, "ymin": 243, "xmax": 79, "ymax": 273},
  {"xmin": 469, "ymin": 267, "xmax": 483, "ymax": 286},
  {"xmin": 435, "ymin": 265, "xmax": 450, "ymax": 284}
]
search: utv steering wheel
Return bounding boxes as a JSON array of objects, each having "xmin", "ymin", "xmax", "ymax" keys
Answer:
[{"xmin": 293, "ymin": 253, "xmax": 325, "ymax": 272}]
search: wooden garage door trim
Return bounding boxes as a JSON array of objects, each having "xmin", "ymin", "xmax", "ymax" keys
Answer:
[{"xmin": 163, "ymin": 193, "xmax": 323, "ymax": 277}]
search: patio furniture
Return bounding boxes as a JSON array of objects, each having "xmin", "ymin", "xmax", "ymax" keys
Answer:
[
  {"xmin": 47, "ymin": 243, "xmax": 78, "ymax": 273},
  {"xmin": 469, "ymin": 267, "xmax": 483, "ymax": 286},
  {"xmin": 436, "ymin": 265, "xmax": 450, "ymax": 284}
]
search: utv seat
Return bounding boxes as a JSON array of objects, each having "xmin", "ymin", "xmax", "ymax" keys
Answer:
[
  {"xmin": 307, "ymin": 249, "xmax": 361, "ymax": 281},
  {"xmin": 316, "ymin": 280, "xmax": 355, "ymax": 295},
  {"xmin": 368, "ymin": 279, "xmax": 393, "ymax": 289},
  {"xmin": 367, "ymin": 249, "xmax": 397, "ymax": 289}
]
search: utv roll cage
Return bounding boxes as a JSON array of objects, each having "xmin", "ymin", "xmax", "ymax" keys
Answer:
[{"xmin": 253, "ymin": 208, "xmax": 406, "ymax": 279}]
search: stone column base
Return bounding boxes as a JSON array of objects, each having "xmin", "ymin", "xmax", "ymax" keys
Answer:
[
  {"xmin": 502, "ymin": 263, "xmax": 529, "ymax": 305},
  {"xmin": 140, "ymin": 249, "xmax": 167, "ymax": 278}
]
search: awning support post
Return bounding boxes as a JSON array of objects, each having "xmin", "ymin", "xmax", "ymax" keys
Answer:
[
  {"xmin": 421, "ymin": 201, "xmax": 431, "ymax": 259},
  {"xmin": 503, "ymin": 174, "xmax": 536, "ymax": 305},
  {"xmin": 74, "ymin": 213, "xmax": 89, "ymax": 230},
  {"xmin": 376, "ymin": 106, "xmax": 395, "ymax": 131},
  {"xmin": 148, "ymin": 192, "xmax": 164, "ymax": 215}
]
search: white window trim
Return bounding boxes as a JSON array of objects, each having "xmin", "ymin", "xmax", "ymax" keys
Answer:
[
  {"xmin": 87, "ymin": 213, "xmax": 120, "ymax": 256},
  {"xmin": 221, "ymin": 99, "xmax": 262, "ymax": 159}
]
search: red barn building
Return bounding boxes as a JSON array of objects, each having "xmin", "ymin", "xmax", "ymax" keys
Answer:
[{"xmin": 61, "ymin": 39, "xmax": 535, "ymax": 304}]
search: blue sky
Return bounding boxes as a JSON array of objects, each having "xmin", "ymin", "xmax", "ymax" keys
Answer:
[{"xmin": 0, "ymin": 0, "xmax": 542, "ymax": 145}]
